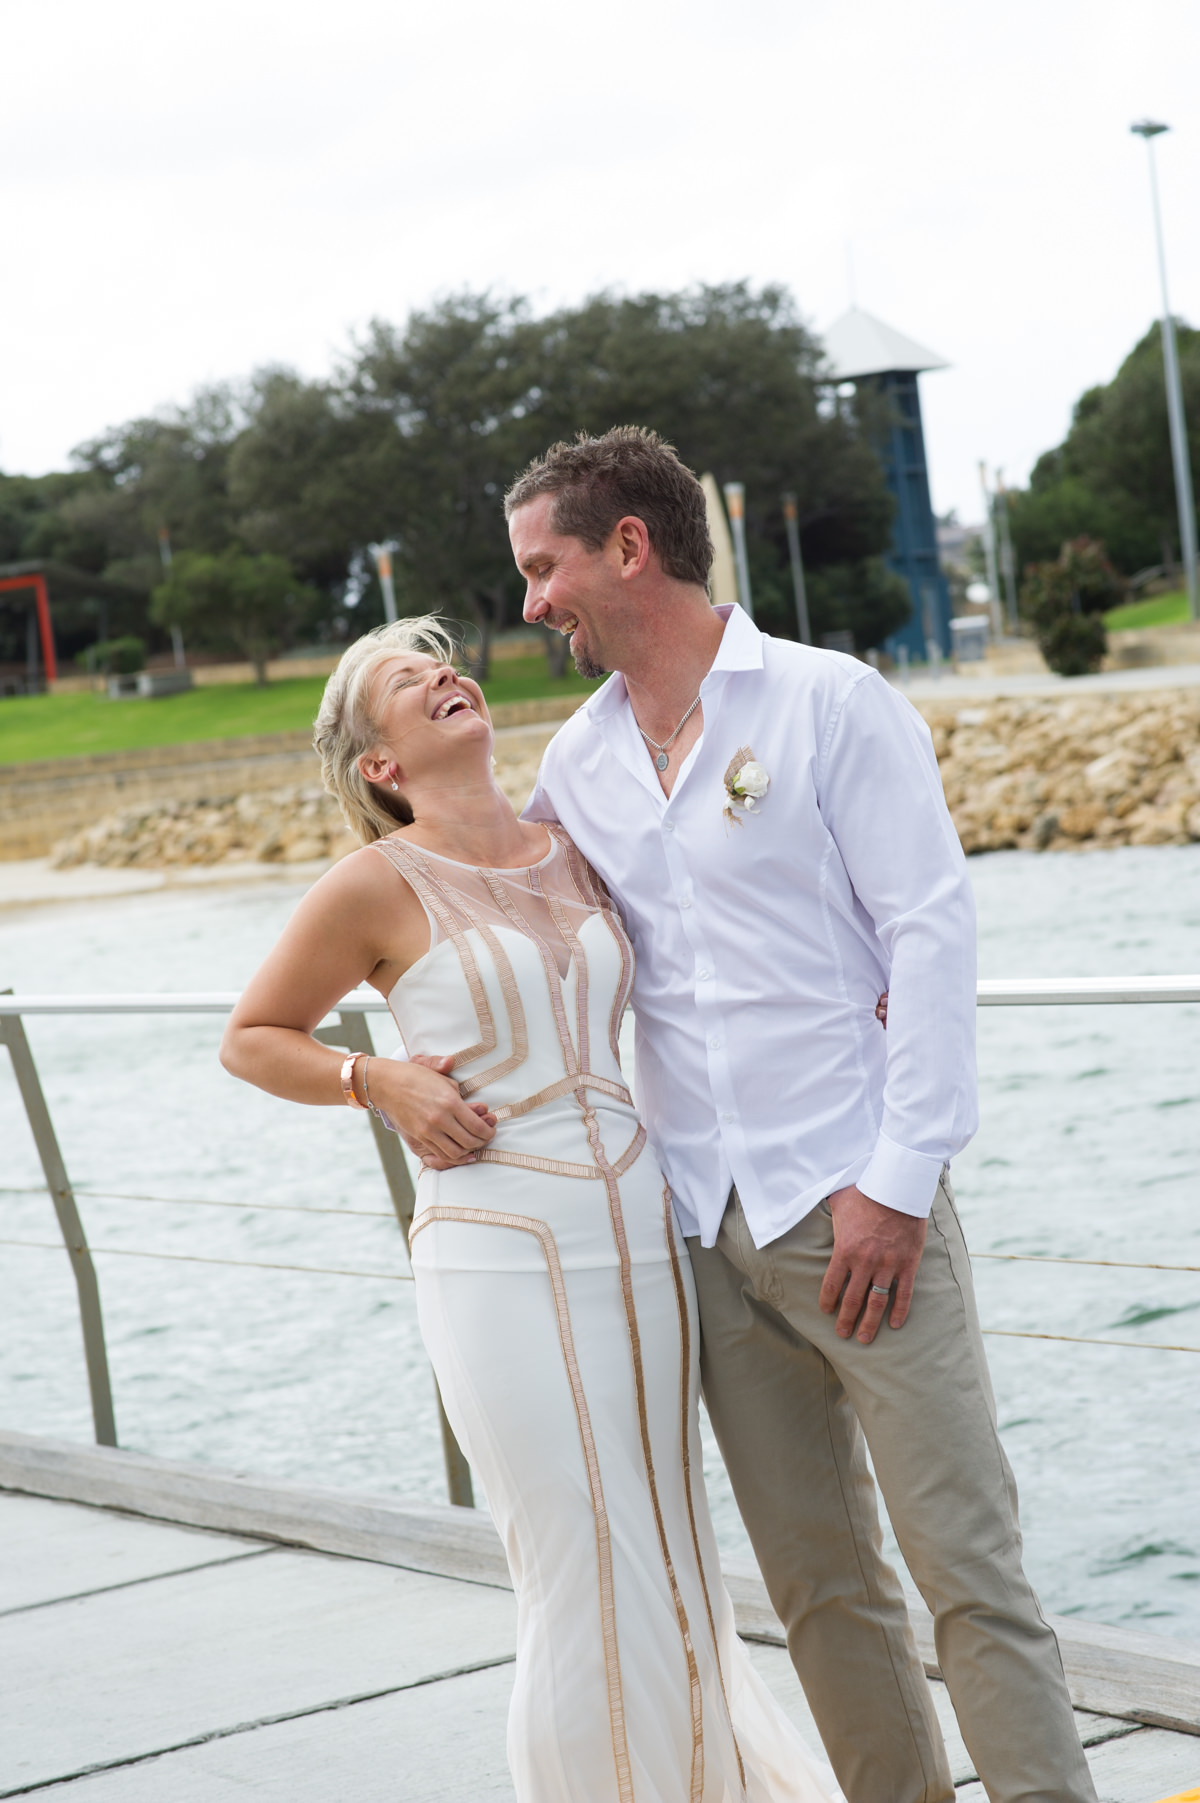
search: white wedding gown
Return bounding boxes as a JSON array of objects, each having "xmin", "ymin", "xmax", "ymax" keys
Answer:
[{"xmin": 374, "ymin": 827, "xmax": 840, "ymax": 1803}]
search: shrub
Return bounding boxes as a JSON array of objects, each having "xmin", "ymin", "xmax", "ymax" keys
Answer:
[
  {"xmin": 1020, "ymin": 537, "xmax": 1122, "ymax": 676},
  {"xmin": 77, "ymin": 636, "xmax": 146, "ymax": 675},
  {"xmin": 1035, "ymin": 611, "xmax": 1108, "ymax": 678}
]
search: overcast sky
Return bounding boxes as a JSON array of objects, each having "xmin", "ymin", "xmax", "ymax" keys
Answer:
[{"xmin": 4, "ymin": 0, "xmax": 1197, "ymax": 522}]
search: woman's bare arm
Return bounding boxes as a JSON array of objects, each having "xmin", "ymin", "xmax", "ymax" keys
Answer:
[{"xmin": 220, "ymin": 847, "xmax": 496, "ymax": 1163}]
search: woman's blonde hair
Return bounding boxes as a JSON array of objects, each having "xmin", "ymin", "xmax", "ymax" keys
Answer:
[{"xmin": 313, "ymin": 614, "xmax": 461, "ymax": 845}]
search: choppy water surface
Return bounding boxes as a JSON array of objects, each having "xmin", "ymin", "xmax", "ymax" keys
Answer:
[{"xmin": 1, "ymin": 845, "xmax": 1197, "ymax": 1637}]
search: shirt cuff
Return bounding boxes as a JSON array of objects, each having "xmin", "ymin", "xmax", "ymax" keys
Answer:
[{"xmin": 856, "ymin": 1135, "xmax": 945, "ymax": 1217}]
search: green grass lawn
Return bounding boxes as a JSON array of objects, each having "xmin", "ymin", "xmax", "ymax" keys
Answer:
[
  {"xmin": 0, "ymin": 657, "xmax": 595, "ymax": 766},
  {"xmin": 1103, "ymin": 588, "xmax": 1192, "ymax": 632}
]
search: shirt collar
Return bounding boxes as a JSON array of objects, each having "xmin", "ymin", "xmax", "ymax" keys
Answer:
[{"xmin": 582, "ymin": 603, "xmax": 763, "ymax": 724}]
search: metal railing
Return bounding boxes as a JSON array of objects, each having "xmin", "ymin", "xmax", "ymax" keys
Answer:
[{"xmin": 3, "ymin": 978, "xmax": 1199, "ymax": 1508}]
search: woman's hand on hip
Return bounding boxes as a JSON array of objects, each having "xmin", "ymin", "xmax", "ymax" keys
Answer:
[{"xmin": 376, "ymin": 1053, "xmax": 497, "ymax": 1169}]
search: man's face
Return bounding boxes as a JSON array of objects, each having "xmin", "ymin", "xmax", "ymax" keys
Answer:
[{"xmin": 509, "ymin": 494, "xmax": 617, "ymax": 680}]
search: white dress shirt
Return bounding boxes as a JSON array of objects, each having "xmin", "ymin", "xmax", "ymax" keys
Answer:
[{"xmin": 524, "ymin": 604, "xmax": 978, "ymax": 1249}]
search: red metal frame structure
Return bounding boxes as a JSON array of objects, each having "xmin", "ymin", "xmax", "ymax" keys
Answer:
[{"xmin": 0, "ymin": 572, "xmax": 58, "ymax": 683}]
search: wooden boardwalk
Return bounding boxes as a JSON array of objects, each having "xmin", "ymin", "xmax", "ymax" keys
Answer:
[{"xmin": 1, "ymin": 1433, "xmax": 1197, "ymax": 1801}]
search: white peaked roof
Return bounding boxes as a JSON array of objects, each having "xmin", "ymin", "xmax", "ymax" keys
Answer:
[{"xmin": 820, "ymin": 306, "xmax": 950, "ymax": 380}]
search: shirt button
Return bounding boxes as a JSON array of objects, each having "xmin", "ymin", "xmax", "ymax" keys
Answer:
[
  {"xmin": 680, "ymin": 897, "xmax": 692, "ymax": 909},
  {"xmin": 721, "ymin": 1112, "xmax": 734, "ymax": 1123},
  {"xmin": 709, "ymin": 1037, "xmax": 722, "ymax": 1050},
  {"xmin": 663, "ymin": 821, "xmax": 675, "ymax": 833},
  {"xmin": 697, "ymin": 969, "xmax": 710, "ymax": 981}
]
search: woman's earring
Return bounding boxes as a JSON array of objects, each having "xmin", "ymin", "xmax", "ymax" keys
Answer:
[{"xmin": 390, "ymin": 778, "xmax": 399, "ymax": 792}]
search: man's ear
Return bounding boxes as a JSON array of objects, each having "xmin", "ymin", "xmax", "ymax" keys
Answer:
[{"xmin": 613, "ymin": 515, "xmax": 652, "ymax": 580}]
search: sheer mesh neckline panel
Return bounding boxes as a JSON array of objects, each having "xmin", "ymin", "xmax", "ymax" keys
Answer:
[{"xmin": 373, "ymin": 833, "xmax": 600, "ymax": 980}]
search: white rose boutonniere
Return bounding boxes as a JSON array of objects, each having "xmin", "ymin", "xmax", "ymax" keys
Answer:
[{"xmin": 723, "ymin": 747, "xmax": 770, "ymax": 825}]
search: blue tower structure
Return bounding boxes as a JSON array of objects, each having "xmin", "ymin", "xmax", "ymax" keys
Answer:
[{"xmin": 821, "ymin": 307, "xmax": 952, "ymax": 663}]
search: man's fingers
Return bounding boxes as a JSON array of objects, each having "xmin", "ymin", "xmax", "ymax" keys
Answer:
[
  {"xmin": 855, "ymin": 1279, "xmax": 894, "ymax": 1344},
  {"xmin": 836, "ymin": 1272, "xmax": 872, "ymax": 1339},
  {"xmin": 889, "ymin": 1265, "xmax": 918, "ymax": 1329},
  {"xmin": 818, "ymin": 1252, "xmax": 849, "ymax": 1316}
]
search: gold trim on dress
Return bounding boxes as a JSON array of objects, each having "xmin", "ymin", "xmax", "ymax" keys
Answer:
[
  {"xmin": 370, "ymin": 839, "xmax": 530, "ymax": 1092},
  {"xmin": 663, "ymin": 1185, "xmax": 747, "ymax": 1795},
  {"xmin": 409, "ymin": 1203, "xmax": 633, "ymax": 1803}
]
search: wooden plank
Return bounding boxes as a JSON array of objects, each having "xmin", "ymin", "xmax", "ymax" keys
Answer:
[
  {"xmin": 0, "ymin": 1549, "xmax": 516, "ymax": 1794},
  {"xmin": 0, "ymin": 1492, "xmax": 268, "ymax": 1614},
  {"xmin": 0, "ymin": 1430, "xmax": 510, "ymax": 1591},
  {"xmin": 956, "ymin": 1727, "xmax": 1200, "ymax": 1803},
  {"xmin": 724, "ymin": 1558, "xmax": 1200, "ymax": 1737},
  {"xmin": 0, "ymin": 1664, "xmax": 518, "ymax": 1802},
  {"xmin": 744, "ymin": 1641, "xmax": 1136, "ymax": 1788},
  {"xmin": 4, "ymin": 1431, "xmax": 1199, "ymax": 1736}
]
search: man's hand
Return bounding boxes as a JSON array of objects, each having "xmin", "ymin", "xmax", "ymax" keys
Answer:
[
  {"xmin": 374, "ymin": 1054, "xmax": 496, "ymax": 1170},
  {"xmin": 818, "ymin": 1184, "xmax": 927, "ymax": 1344}
]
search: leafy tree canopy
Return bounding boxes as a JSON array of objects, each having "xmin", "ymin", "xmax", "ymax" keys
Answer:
[
  {"xmin": 9, "ymin": 282, "xmax": 902, "ymax": 671},
  {"xmin": 150, "ymin": 548, "xmax": 317, "ymax": 685},
  {"xmin": 1008, "ymin": 320, "xmax": 1200, "ymax": 576}
]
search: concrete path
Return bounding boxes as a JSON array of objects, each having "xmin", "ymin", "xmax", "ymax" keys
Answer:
[
  {"xmin": 1, "ymin": 1482, "xmax": 1196, "ymax": 1800},
  {"xmin": 895, "ymin": 661, "xmax": 1200, "ymax": 702}
]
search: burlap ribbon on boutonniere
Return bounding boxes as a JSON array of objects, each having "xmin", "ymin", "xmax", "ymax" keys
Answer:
[{"xmin": 722, "ymin": 747, "xmax": 770, "ymax": 826}]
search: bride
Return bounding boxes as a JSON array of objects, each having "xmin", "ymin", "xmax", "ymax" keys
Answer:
[{"xmin": 221, "ymin": 616, "xmax": 840, "ymax": 1803}]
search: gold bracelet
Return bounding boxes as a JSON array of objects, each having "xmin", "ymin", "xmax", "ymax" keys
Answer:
[{"xmin": 340, "ymin": 1052, "xmax": 369, "ymax": 1110}]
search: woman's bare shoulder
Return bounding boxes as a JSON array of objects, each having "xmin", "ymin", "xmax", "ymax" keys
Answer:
[{"xmin": 293, "ymin": 838, "xmax": 417, "ymax": 918}]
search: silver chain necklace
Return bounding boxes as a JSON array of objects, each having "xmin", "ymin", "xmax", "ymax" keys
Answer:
[{"xmin": 637, "ymin": 694, "xmax": 702, "ymax": 771}]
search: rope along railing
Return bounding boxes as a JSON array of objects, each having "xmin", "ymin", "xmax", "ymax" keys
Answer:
[{"xmin": 3, "ymin": 981, "xmax": 1199, "ymax": 1494}]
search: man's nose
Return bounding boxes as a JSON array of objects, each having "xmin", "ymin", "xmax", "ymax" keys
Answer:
[{"xmin": 523, "ymin": 590, "xmax": 549, "ymax": 624}]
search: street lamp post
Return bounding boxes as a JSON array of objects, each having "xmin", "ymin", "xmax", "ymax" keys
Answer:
[
  {"xmin": 369, "ymin": 542, "xmax": 400, "ymax": 625},
  {"xmin": 781, "ymin": 494, "xmax": 812, "ymax": 643},
  {"xmin": 977, "ymin": 463, "xmax": 1004, "ymax": 641},
  {"xmin": 722, "ymin": 483, "xmax": 755, "ymax": 621},
  {"xmin": 994, "ymin": 471, "xmax": 1020, "ymax": 634},
  {"xmin": 1130, "ymin": 119, "xmax": 1199, "ymax": 624}
]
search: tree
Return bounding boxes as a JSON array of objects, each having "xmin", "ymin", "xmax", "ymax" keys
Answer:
[
  {"xmin": 343, "ymin": 295, "xmax": 542, "ymax": 677},
  {"xmin": 18, "ymin": 281, "xmax": 904, "ymax": 672},
  {"xmin": 1007, "ymin": 320, "xmax": 1200, "ymax": 577},
  {"xmin": 150, "ymin": 549, "xmax": 315, "ymax": 685},
  {"xmin": 1019, "ymin": 537, "xmax": 1123, "ymax": 676},
  {"xmin": 339, "ymin": 283, "xmax": 899, "ymax": 667}
]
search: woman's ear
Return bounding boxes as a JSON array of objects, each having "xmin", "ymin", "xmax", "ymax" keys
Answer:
[{"xmin": 359, "ymin": 749, "xmax": 402, "ymax": 789}]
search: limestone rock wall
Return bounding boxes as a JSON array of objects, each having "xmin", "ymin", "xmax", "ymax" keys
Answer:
[
  {"xmin": 52, "ymin": 729, "xmax": 556, "ymax": 871},
  {"xmin": 924, "ymin": 689, "xmax": 1200, "ymax": 853},
  {"xmin": 49, "ymin": 689, "xmax": 1200, "ymax": 869}
]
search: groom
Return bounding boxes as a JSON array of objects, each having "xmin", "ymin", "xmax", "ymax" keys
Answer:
[{"xmin": 503, "ymin": 428, "xmax": 1094, "ymax": 1803}]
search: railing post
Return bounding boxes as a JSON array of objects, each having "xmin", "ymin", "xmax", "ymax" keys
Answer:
[
  {"xmin": 0, "ymin": 1000, "xmax": 117, "ymax": 1446},
  {"xmin": 314, "ymin": 1012, "xmax": 475, "ymax": 1509}
]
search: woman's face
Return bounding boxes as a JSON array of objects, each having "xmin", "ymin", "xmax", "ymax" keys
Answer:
[{"xmin": 363, "ymin": 652, "xmax": 491, "ymax": 786}]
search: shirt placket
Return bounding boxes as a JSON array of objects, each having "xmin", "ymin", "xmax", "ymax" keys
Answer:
[{"xmin": 659, "ymin": 810, "xmax": 743, "ymax": 1239}]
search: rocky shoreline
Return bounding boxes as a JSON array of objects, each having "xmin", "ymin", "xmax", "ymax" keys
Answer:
[
  {"xmin": 49, "ymin": 689, "xmax": 1200, "ymax": 870},
  {"xmin": 926, "ymin": 689, "xmax": 1200, "ymax": 853}
]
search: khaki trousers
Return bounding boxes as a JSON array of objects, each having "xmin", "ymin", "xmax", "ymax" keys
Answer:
[{"xmin": 687, "ymin": 1176, "xmax": 1097, "ymax": 1803}]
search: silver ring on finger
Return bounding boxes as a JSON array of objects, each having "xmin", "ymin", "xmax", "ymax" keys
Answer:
[{"xmin": 869, "ymin": 1284, "xmax": 891, "ymax": 1297}]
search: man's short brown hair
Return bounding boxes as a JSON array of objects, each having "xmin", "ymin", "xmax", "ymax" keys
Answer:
[{"xmin": 504, "ymin": 426, "xmax": 713, "ymax": 587}]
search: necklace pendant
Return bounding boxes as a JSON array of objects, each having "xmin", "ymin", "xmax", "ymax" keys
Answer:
[{"xmin": 655, "ymin": 751, "xmax": 669, "ymax": 771}]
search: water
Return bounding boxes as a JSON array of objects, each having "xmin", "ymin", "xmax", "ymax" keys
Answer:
[{"xmin": 1, "ymin": 846, "xmax": 1198, "ymax": 1638}]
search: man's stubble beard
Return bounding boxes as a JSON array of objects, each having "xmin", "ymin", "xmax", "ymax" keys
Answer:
[{"xmin": 574, "ymin": 649, "xmax": 607, "ymax": 680}]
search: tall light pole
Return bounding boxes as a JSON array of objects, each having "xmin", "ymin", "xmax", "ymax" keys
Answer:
[
  {"xmin": 722, "ymin": 483, "xmax": 755, "ymax": 620},
  {"xmin": 782, "ymin": 495, "xmax": 812, "ymax": 643},
  {"xmin": 369, "ymin": 542, "xmax": 400, "ymax": 624},
  {"xmin": 994, "ymin": 470, "xmax": 1020, "ymax": 634},
  {"xmin": 157, "ymin": 526, "xmax": 186, "ymax": 668},
  {"xmin": 1130, "ymin": 119, "xmax": 1199, "ymax": 623},
  {"xmin": 977, "ymin": 463, "xmax": 1004, "ymax": 641}
]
